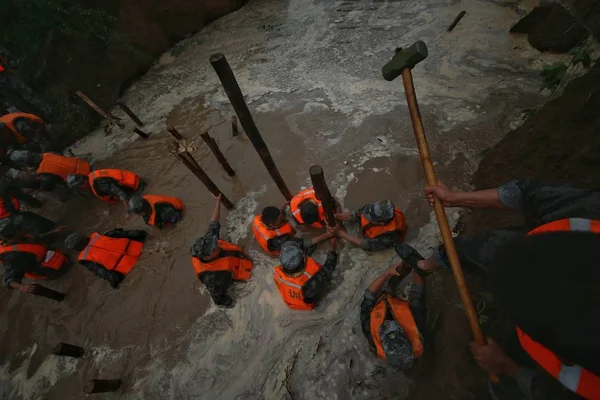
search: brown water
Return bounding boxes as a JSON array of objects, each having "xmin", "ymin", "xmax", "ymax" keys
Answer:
[{"xmin": 0, "ymin": 0, "xmax": 557, "ymax": 398}]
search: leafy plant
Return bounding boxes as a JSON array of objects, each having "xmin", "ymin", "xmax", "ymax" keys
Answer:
[
  {"xmin": 539, "ymin": 43, "xmax": 595, "ymax": 97},
  {"xmin": 540, "ymin": 62, "xmax": 568, "ymax": 92},
  {"xmin": 454, "ymin": 290, "xmax": 494, "ymax": 326},
  {"xmin": 570, "ymin": 46, "xmax": 593, "ymax": 69}
]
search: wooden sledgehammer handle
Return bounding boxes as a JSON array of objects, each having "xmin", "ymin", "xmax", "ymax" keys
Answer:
[{"xmin": 400, "ymin": 69, "xmax": 499, "ymax": 383}]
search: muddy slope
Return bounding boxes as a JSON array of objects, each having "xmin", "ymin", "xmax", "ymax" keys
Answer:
[
  {"xmin": 408, "ymin": 58, "xmax": 600, "ymax": 400},
  {"xmin": 465, "ymin": 62, "xmax": 600, "ymax": 234}
]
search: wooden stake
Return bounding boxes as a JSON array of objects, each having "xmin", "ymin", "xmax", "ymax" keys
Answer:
[
  {"xmin": 231, "ymin": 115, "xmax": 240, "ymax": 136},
  {"xmin": 31, "ymin": 284, "xmax": 66, "ymax": 302},
  {"xmin": 133, "ymin": 127, "xmax": 149, "ymax": 139},
  {"xmin": 309, "ymin": 165, "xmax": 337, "ymax": 227},
  {"xmin": 209, "ymin": 53, "xmax": 292, "ymax": 200},
  {"xmin": 116, "ymin": 101, "xmax": 144, "ymax": 126},
  {"xmin": 399, "ymin": 67, "xmax": 497, "ymax": 382},
  {"xmin": 75, "ymin": 91, "xmax": 125, "ymax": 129},
  {"xmin": 168, "ymin": 126, "xmax": 184, "ymax": 140},
  {"xmin": 52, "ymin": 343, "xmax": 84, "ymax": 358},
  {"xmin": 447, "ymin": 11, "xmax": 466, "ymax": 32},
  {"xmin": 173, "ymin": 152, "xmax": 234, "ymax": 209},
  {"xmin": 201, "ymin": 132, "xmax": 235, "ymax": 176},
  {"xmin": 84, "ymin": 379, "xmax": 121, "ymax": 394}
]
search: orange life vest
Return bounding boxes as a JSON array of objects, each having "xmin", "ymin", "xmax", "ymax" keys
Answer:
[
  {"xmin": 0, "ymin": 243, "xmax": 67, "ymax": 280},
  {"xmin": 143, "ymin": 195, "xmax": 184, "ymax": 226},
  {"xmin": 191, "ymin": 240, "xmax": 253, "ymax": 280},
  {"xmin": 360, "ymin": 207, "xmax": 408, "ymax": 243},
  {"xmin": 78, "ymin": 233, "xmax": 144, "ymax": 276},
  {"xmin": 290, "ymin": 188, "xmax": 326, "ymax": 228},
  {"xmin": 251, "ymin": 215, "xmax": 296, "ymax": 255},
  {"xmin": 0, "ymin": 196, "xmax": 20, "ymax": 219},
  {"xmin": 519, "ymin": 218, "xmax": 600, "ymax": 399},
  {"xmin": 273, "ymin": 257, "xmax": 321, "ymax": 310},
  {"xmin": 370, "ymin": 295, "xmax": 424, "ymax": 361},
  {"xmin": 89, "ymin": 169, "xmax": 141, "ymax": 203},
  {"xmin": 0, "ymin": 113, "xmax": 44, "ymax": 144},
  {"xmin": 36, "ymin": 153, "xmax": 91, "ymax": 182}
]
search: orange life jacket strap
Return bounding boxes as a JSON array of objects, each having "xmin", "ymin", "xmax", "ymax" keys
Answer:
[{"xmin": 516, "ymin": 326, "xmax": 600, "ymax": 397}]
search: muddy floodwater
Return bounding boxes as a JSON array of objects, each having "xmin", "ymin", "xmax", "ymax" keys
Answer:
[{"xmin": 1, "ymin": 0, "xmax": 558, "ymax": 398}]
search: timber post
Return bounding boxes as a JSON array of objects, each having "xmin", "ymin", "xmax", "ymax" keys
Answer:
[
  {"xmin": 52, "ymin": 343, "xmax": 84, "ymax": 358},
  {"xmin": 84, "ymin": 379, "xmax": 122, "ymax": 394},
  {"xmin": 209, "ymin": 53, "xmax": 292, "ymax": 200},
  {"xmin": 200, "ymin": 132, "xmax": 235, "ymax": 176},
  {"xmin": 309, "ymin": 165, "xmax": 337, "ymax": 226}
]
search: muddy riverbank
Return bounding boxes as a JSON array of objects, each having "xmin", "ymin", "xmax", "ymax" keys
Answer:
[{"xmin": 0, "ymin": 0, "xmax": 561, "ymax": 398}]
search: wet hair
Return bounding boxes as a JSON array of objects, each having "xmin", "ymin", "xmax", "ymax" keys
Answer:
[
  {"xmin": 66, "ymin": 174, "xmax": 87, "ymax": 189},
  {"xmin": 279, "ymin": 241, "xmax": 304, "ymax": 273},
  {"xmin": 261, "ymin": 206, "xmax": 281, "ymax": 226},
  {"xmin": 8, "ymin": 150, "xmax": 42, "ymax": 168},
  {"xmin": 64, "ymin": 232, "xmax": 90, "ymax": 251},
  {"xmin": 489, "ymin": 231, "xmax": 600, "ymax": 375},
  {"xmin": 0, "ymin": 216, "xmax": 18, "ymax": 240},
  {"xmin": 127, "ymin": 195, "xmax": 150, "ymax": 214},
  {"xmin": 300, "ymin": 201, "xmax": 319, "ymax": 225}
]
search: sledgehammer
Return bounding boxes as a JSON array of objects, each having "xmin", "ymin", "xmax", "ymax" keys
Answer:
[{"xmin": 383, "ymin": 41, "xmax": 498, "ymax": 383}]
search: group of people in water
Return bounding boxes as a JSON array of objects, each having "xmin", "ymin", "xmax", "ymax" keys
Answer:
[
  {"xmin": 3, "ymin": 111, "xmax": 600, "ymax": 400},
  {"xmin": 0, "ymin": 111, "xmax": 426, "ymax": 370}
]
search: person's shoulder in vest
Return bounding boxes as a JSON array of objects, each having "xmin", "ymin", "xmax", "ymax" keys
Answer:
[
  {"xmin": 64, "ymin": 229, "xmax": 146, "ymax": 289},
  {"xmin": 360, "ymin": 246, "xmax": 427, "ymax": 370},
  {"xmin": 189, "ymin": 194, "xmax": 251, "ymax": 308},
  {"xmin": 252, "ymin": 204, "xmax": 298, "ymax": 255},
  {"xmin": 127, "ymin": 194, "xmax": 183, "ymax": 228},
  {"xmin": 335, "ymin": 200, "xmax": 407, "ymax": 251}
]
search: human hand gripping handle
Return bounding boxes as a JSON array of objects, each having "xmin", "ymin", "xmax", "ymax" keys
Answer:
[{"xmin": 383, "ymin": 42, "xmax": 497, "ymax": 382}]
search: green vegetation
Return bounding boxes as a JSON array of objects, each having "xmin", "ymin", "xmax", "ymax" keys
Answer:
[
  {"xmin": 540, "ymin": 43, "xmax": 594, "ymax": 97},
  {"xmin": 523, "ymin": 42, "xmax": 595, "ymax": 120},
  {"xmin": 1, "ymin": 0, "xmax": 116, "ymax": 83}
]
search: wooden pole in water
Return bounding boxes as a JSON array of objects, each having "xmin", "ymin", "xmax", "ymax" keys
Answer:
[
  {"xmin": 75, "ymin": 91, "xmax": 125, "ymax": 129},
  {"xmin": 31, "ymin": 284, "xmax": 66, "ymax": 302},
  {"xmin": 209, "ymin": 53, "xmax": 293, "ymax": 201},
  {"xmin": 169, "ymin": 126, "xmax": 234, "ymax": 208},
  {"xmin": 309, "ymin": 165, "xmax": 337, "ymax": 227},
  {"xmin": 168, "ymin": 126, "xmax": 184, "ymax": 140},
  {"xmin": 52, "ymin": 343, "xmax": 84, "ymax": 358},
  {"xmin": 231, "ymin": 115, "xmax": 240, "ymax": 136},
  {"xmin": 200, "ymin": 132, "xmax": 235, "ymax": 176},
  {"xmin": 172, "ymin": 151, "xmax": 234, "ymax": 209},
  {"xmin": 116, "ymin": 101, "xmax": 144, "ymax": 126},
  {"xmin": 84, "ymin": 379, "xmax": 121, "ymax": 394},
  {"xmin": 133, "ymin": 127, "xmax": 149, "ymax": 139}
]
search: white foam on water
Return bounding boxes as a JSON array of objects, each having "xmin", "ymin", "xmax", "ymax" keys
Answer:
[
  {"xmin": 225, "ymin": 185, "xmax": 267, "ymax": 244},
  {"xmin": 0, "ymin": 344, "xmax": 78, "ymax": 400}
]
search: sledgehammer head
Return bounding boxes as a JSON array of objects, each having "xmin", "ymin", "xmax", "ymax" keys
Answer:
[{"xmin": 382, "ymin": 41, "xmax": 428, "ymax": 81}]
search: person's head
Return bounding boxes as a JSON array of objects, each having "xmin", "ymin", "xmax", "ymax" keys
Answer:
[
  {"xmin": 191, "ymin": 235, "xmax": 220, "ymax": 261},
  {"xmin": 279, "ymin": 241, "xmax": 306, "ymax": 275},
  {"xmin": 66, "ymin": 174, "xmax": 90, "ymax": 191},
  {"xmin": 300, "ymin": 200, "xmax": 319, "ymax": 225},
  {"xmin": 490, "ymin": 231, "xmax": 600, "ymax": 375},
  {"xmin": 64, "ymin": 232, "xmax": 91, "ymax": 252},
  {"xmin": 0, "ymin": 215, "xmax": 22, "ymax": 243},
  {"xmin": 8, "ymin": 150, "xmax": 42, "ymax": 169},
  {"xmin": 127, "ymin": 195, "xmax": 150, "ymax": 215},
  {"xmin": 14, "ymin": 119, "xmax": 44, "ymax": 141},
  {"xmin": 379, "ymin": 320, "xmax": 415, "ymax": 370},
  {"xmin": 363, "ymin": 200, "xmax": 395, "ymax": 225},
  {"xmin": 261, "ymin": 206, "xmax": 285, "ymax": 228}
]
